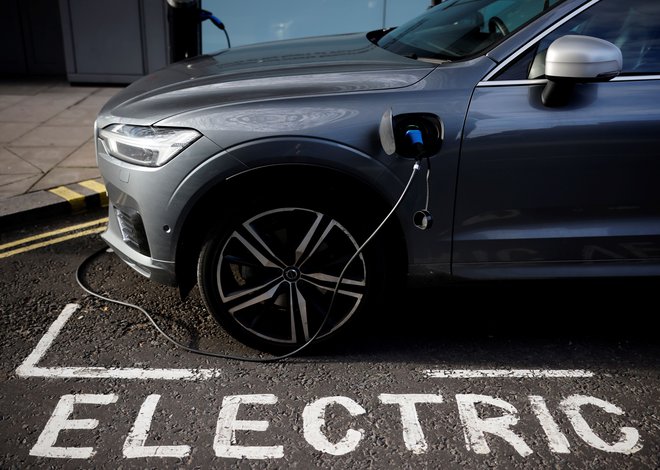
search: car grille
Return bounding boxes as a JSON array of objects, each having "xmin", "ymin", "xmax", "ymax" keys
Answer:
[{"xmin": 114, "ymin": 205, "xmax": 150, "ymax": 256}]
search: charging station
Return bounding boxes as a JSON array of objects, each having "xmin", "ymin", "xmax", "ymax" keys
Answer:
[{"xmin": 167, "ymin": 0, "xmax": 202, "ymax": 62}]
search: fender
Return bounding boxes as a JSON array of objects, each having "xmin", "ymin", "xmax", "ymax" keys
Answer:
[
  {"xmin": 168, "ymin": 136, "xmax": 419, "ymax": 244},
  {"xmin": 168, "ymin": 136, "xmax": 421, "ymax": 296}
]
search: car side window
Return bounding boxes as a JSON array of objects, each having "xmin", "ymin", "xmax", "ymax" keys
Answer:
[{"xmin": 495, "ymin": 0, "xmax": 660, "ymax": 80}]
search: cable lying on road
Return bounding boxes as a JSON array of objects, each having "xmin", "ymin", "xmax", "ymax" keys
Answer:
[{"xmin": 75, "ymin": 161, "xmax": 421, "ymax": 362}]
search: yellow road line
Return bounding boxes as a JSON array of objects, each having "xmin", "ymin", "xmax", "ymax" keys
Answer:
[
  {"xmin": 0, "ymin": 217, "xmax": 108, "ymax": 251},
  {"xmin": 78, "ymin": 180, "xmax": 106, "ymax": 193},
  {"xmin": 78, "ymin": 180, "xmax": 109, "ymax": 207},
  {"xmin": 49, "ymin": 186, "xmax": 86, "ymax": 212},
  {"xmin": 0, "ymin": 227, "xmax": 106, "ymax": 259}
]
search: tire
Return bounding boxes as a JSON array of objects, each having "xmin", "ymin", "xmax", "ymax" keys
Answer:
[{"xmin": 197, "ymin": 195, "xmax": 388, "ymax": 351}]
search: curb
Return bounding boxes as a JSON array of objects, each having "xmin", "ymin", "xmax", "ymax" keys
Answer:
[{"xmin": 0, "ymin": 178, "xmax": 108, "ymax": 229}]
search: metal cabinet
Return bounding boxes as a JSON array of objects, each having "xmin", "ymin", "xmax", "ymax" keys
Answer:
[{"xmin": 58, "ymin": 0, "xmax": 169, "ymax": 84}]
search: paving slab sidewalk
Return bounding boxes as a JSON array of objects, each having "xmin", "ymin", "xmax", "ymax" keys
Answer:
[{"xmin": 0, "ymin": 79, "xmax": 123, "ymax": 228}]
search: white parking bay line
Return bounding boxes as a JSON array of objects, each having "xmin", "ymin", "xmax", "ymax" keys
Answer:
[
  {"xmin": 424, "ymin": 369, "xmax": 595, "ymax": 379},
  {"xmin": 16, "ymin": 304, "xmax": 222, "ymax": 381}
]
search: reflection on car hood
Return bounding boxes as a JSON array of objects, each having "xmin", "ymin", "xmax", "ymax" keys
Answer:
[{"xmin": 98, "ymin": 33, "xmax": 435, "ymax": 125}]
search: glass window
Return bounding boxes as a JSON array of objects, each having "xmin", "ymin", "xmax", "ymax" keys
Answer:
[
  {"xmin": 201, "ymin": 0, "xmax": 430, "ymax": 53},
  {"xmin": 497, "ymin": 0, "xmax": 660, "ymax": 80},
  {"xmin": 377, "ymin": 0, "xmax": 561, "ymax": 61}
]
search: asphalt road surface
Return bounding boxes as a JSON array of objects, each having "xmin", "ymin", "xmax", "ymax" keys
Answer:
[{"xmin": 1, "ymin": 209, "xmax": 659, "ymax": 468}]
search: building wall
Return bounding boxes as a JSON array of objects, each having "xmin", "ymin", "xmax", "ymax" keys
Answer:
[
  {"xmin": 2, "ymin": 0, "xmax": 434, "ymax": 80},
  {"xmin": 202, "ymin": 0, "xmax": 433, "ymax": 53},
  {"xmin": 0, "ymin": 0, "xmax": 66, "ymax": 76}
]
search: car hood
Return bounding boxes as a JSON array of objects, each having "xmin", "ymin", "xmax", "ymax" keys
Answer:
[{"xmin": 98, "ymin": 32, "xmax": 435, "ymax": 126}]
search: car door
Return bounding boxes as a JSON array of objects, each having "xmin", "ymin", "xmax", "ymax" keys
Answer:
[{"xmin": 452, "ymin": 0, "xmax": 660, "ymax": 278}]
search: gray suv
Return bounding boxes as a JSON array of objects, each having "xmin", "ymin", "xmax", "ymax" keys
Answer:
[{"xmin": 96, "ymin": 0, "xmax": 660, "ymax": 349}]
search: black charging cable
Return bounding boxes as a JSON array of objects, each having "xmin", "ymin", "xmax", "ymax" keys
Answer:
[
  {"xmin": 76, "ymin": 160, "xmax": 421, "ymax": 362},
  {"xmin": 200, "ymin": 9, "xmax": 231, "ymax": 49}
]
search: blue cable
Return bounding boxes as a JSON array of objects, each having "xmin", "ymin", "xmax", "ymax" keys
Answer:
[{"xmin": 200, "ymin": 9, "xmax": 231, "ymax": 48}]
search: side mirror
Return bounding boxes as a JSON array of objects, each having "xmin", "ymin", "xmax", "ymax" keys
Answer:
[
  {"xmin": 542, "ymin": 35, "xmax": 622, "ymax": 107},
  {"xmin": 379, "ymin": 109, "xmax": 443, "ymax": 159}
]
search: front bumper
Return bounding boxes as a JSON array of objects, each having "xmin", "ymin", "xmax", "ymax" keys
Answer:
[
  {"xmin": 96, "ymin": 132, "xmax": 227, "ymax": 286},
  {"xmin": 102, "ymin": 219, "xmax": 177, "ymax": 285}
]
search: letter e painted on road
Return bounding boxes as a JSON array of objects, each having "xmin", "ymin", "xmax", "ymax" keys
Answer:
[
  {"xmin": 214, "ymin": 394, "xmax": 283, "ymax": 459},
  {"xmin": 30, "ymin": 394, "xmax": 118, "ymax": 459}
]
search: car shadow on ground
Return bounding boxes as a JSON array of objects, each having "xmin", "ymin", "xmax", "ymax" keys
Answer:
[{"xmin": 305, "ymin": 277, "xmax": 660, "ymax": 368}]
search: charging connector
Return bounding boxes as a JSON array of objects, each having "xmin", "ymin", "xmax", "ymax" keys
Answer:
[
  {"xmin": 401, "ymin": 125, "xmax": 434, "ymax": 230},
  {"xmin": 405, "ymin": 128, "xmax": 425, "ymax": 157}
]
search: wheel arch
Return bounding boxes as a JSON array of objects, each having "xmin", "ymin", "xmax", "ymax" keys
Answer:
[{"xmin": 174, "ymin": 139, "xmax": 410, "ymax": 298}]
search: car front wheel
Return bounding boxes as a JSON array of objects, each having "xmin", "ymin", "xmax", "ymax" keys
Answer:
[{"xmin": 197, "ymin": 200, "xmax": 384, "ymax": 350}]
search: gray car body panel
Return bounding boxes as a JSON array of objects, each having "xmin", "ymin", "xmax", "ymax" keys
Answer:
[
  {"xmin": 454, "ymin": 78, "xmax": 660, "ymax": 277},
  {"xmin": 97, "ymin": 31, "xmax": 494, "ymax": 284},
  {"xmin": 97, "ymin": 33, "xmax": 436, "ymax": 127},
  {"xmin": 156, "ymin": 56, "xmax": 494, "ymax": 275}
]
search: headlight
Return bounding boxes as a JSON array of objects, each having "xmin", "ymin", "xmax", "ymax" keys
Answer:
[{"xmin": 99, "ymin": 124, "xmax": 201, "ymax": 167}]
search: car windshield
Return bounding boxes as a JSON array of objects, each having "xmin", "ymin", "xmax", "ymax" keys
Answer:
[{"xmin": 377, "ymin": 0, "xmax": 564, "ymax": 61}]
